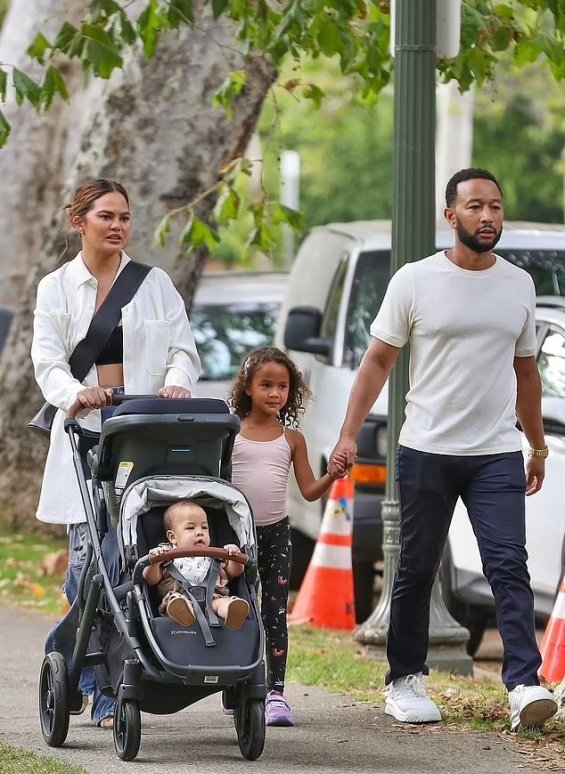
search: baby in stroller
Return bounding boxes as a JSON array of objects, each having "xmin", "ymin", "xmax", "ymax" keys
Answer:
[
  {"xmin": 39, "ymin": 396, "xmax": 267, "ymax": 763},
  {"xmin": 143, "ymin": 499, "xmax": 250, "ymax": 630}
]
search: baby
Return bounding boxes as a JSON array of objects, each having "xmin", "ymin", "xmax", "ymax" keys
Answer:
[{"xmin": 143, "ymin": 499, "xmax": 250, "ymax": 630}]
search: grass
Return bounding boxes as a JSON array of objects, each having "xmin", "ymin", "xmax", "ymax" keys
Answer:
[
  {"xmin": 287, "ymin": 624, "xmax": 511, "ymax": 730},
  {"xmin": 0, "ymin": 531, "xmax": 68, "ymax": 616},
  {"xmin": 0, "ymin": 743, "xmax": 88, "ymax": 773}
]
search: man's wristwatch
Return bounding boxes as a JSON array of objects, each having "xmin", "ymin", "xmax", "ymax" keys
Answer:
[{"xmin": 528, "ymin": 446, "xmax": 549, "ymax": 459}]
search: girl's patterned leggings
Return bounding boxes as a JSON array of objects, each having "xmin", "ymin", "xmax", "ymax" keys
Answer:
[{"xmin": 256, "ymin": 516, "xmax": 292, "ymax": 693}]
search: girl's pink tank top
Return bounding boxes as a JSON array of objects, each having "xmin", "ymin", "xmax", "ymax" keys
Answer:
[{"xmin": 231, "ymin": 431, "xmax": 292, "ymax": 526}]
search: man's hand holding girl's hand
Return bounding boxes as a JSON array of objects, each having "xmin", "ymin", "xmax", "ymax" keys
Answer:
[{"xmin": 328, "ymin": 450, "xmax": 349, "ymax": 479}]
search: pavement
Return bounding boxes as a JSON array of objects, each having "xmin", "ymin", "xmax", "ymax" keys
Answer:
[{"xmin": 0, "ymin": 604, "xmax": 557, "ymax": 774}]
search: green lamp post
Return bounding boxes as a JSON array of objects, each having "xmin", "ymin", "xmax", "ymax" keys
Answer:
[{"xmin": 354, "ymin": 0, "xmax": 473, "ymax": 675}]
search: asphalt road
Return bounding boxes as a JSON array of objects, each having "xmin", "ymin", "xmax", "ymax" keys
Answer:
[{"xmin": 0, "ymin": 604, "xmax": 554, "ymax": 774}]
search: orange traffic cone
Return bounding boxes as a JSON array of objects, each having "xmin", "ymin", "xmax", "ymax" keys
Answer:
[
  {"xmin": 539, "ymin": 575, "xmax": 565, "ymax": 682},
  {"xmin": 289, "ymin": 477, "xmax": 355, "ymax": 630}
]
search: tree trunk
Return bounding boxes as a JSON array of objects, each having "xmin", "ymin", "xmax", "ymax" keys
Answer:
[{"xmin": 0, "ymin": 0, "xmax": 276, "ymax": 530}]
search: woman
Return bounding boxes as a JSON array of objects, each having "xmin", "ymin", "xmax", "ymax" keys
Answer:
[{"xmin": 31, "ymin": 178, "xmax": 201, "ymax": 728}]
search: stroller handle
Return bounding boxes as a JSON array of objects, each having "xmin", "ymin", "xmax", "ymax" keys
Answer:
[
  {"xmin": 147, "ymin": 546, "xmax": 249, "ymax": 567},
  {"xmin": 66, "ymin": 393, "xmax": 159, "ymax": 420}
]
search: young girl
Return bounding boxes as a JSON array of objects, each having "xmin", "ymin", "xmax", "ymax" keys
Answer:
[{"xmin": 228, "ymin": 346, "xmax": 346, "ymax": 727}]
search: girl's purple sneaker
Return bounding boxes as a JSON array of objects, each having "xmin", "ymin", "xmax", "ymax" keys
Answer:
[{"xmin": 265, "ymin": 691, "xmax": 294, "ymax": 726}]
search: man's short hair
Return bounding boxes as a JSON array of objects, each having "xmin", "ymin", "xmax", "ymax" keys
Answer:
[{"xmin": 445, "ymin": 168, "xmax": 503, "ymax": 207}]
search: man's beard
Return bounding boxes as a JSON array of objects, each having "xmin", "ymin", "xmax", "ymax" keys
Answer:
[{"xmin": 456, "ymin": 221, "xmax": 502, "ymax": 253}]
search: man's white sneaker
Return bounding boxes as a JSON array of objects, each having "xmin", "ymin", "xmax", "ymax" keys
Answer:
[
  {"xmin": 384, "ymin": 673, "xmax": 442, "ymax": 723},
  {"xmin": 508, "ymin": 684, "xmax": 557, "ymax": 731}
]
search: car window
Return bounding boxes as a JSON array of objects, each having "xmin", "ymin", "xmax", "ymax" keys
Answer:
[
  {"xmin": 320, "ymin": 254, "xmax": 349, "ymax": 344},
  {"xmin": 191, "ymin": 302, "xmax": 279, "ymax": 381},
  {"xmin": 343, "ymin": 250, "xmax": 391, "ymax": 369},
  {"xmin": 538, "ymin": 327, "xmax": 565, "ymax": 398},
  {"xmin": 498, "ymin": 249, "xmax": 565, "ymax": 296}
]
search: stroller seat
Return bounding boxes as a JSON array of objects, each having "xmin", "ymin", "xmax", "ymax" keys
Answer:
[{"xmin": 136, "ymin": 501, "xmax": 259, "ymax": 666}]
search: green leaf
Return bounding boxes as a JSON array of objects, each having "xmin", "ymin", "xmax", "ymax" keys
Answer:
[
  {"xmin": 153, "ymin": 215, "xmax": 171, "ymax": 248},
  {"xmin": 0, "ymin": 110, "xmax": 10, "ymax": 148},
  {"xmin": 27, "ymin": 32, "xmax": 51, "ymax": 64},
  {"xmin": 214, "ymin": 187, "xmax": 241, "ymax": 223},
  {"xmin": 317, "ymin": 17, "xmax": 343, "ymax": 57},
  {"xmin": 138, "ymin": 0, "xmax": 163, "ymax": 58},
  {"xmin": 167, "ymin": 0, "xmax": 195, "ymax": 27},
  {"xmin": 302, "ymin": 83, "xmax": 325, "ymax": 109},
  {"xmin": 493, "ymin": 4, "xmax": 515, "ymax": 21},
  {"xmin": 213, "ymin": 70, "xmax": 247, "ymax": 119},
  {"xmin": 53, "ymin": 22, "xmax": 80, "ymax": 54},
  {"xmin": 81, "ymin": 25, "xmax": 123, "ymax": 78},
  {"xmin": 0, "ymin": 69, "xmax": 7, "ymax": 102},
  {"xmin": 181, "ymin": 217, "xmax": 219, "ymax": 251},
  {"xmin": 211, "ymin": 0, "xmax": 229, "ymax": 19},
  {"xmin": 492, "ymin": 24, "xmax": 513, "ymax": 52},
  {"xmin": 12, "ymin": 68, "xmax": 42, "ymax": 108},
  {"xmin": 250, "ymin": 223, "xmax": 275, "ymax": 251},
  {"xmin": 40, "ymin": 66, "xmax": 70, "ymax": 111},
  {"xmin": 272, "ymin": 203, "xmax": 303, "ymax": 231}
]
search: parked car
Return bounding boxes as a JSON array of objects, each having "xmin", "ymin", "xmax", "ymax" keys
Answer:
[
  {"xmin": 275, "ymin": 219, "xmax": 565, "ymax": 625},
  {"xmin": 191, "ymin": 271, "xmax": 288, "ymax": 399}
]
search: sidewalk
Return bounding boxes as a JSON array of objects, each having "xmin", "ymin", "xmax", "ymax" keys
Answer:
[{"xmin": 0, "ymin": 603, "xmax": 556, "ymax": 774}]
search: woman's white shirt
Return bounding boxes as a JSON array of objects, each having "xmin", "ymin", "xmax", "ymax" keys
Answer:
[{"xmin": 31, "ymin": 252, "xmax": 201, "ymax": 524}]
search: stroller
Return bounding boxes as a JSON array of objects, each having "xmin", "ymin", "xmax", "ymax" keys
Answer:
[{"xmin": 39, "ymin": 396, "xmax": 266, "ymax": 761}]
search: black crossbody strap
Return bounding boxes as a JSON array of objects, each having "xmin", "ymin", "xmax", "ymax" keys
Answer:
[{"xmin": 68, "ymin": 261, "xmax": 152, "ymax": 382}]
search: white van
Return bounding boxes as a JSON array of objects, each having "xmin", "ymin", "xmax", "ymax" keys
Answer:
[{"xmin": 275, "ymin": 220, "xmax": 565, "ymax": 624}]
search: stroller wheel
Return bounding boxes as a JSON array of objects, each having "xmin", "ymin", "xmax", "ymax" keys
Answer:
[
  {"xmin": 113, "ymin": 699, "xmax": 141, "ymax": 761},
  {"xmin": 39, "ymin": 652, "xmax": 70, "ymax": 747},
  {"xmin": 235, "ymin": 698, "xmax": 265, "ymax": 761}
]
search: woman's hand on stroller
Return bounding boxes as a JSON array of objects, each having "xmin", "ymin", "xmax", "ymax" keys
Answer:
[
  {"xmin": 68, "ymin": 386, "xmax": 114, "ymax": 418},
  {"xmin": 158, "ymin": 385, "xmax": 192, "ymax": 399}
]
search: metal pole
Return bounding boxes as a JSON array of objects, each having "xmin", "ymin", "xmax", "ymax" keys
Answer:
[{"xmin": 354, "ymin": 0, "xmax": 472, "ymax": 675}]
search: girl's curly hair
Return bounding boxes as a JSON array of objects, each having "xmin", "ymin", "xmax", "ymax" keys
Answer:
[{"xmin": 228, "ymin": 346, "xmax": 312, "ymax": 428}]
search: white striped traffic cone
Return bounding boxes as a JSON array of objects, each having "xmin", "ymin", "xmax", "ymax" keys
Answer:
[{"xmin": 289, "ymin": 477, "xmax": 355, "ymax": 630}]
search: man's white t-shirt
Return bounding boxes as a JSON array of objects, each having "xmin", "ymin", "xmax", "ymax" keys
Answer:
[{"xmin": 369, "ymin": 251, "xmax": 537, "ymax": 455}]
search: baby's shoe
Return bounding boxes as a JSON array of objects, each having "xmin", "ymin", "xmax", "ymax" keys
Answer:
[
  {"xmin": 166, "ymin": 592, "xmax": 196, "ymax": 627},
  {"xmin": 224, "ymin": 597, "xmax": 250, "ymax": 630}
]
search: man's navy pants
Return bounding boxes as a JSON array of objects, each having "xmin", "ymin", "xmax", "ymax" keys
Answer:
[{"xmin": 385, "ymin": 446, "xmax": 542, "ymax": 691}]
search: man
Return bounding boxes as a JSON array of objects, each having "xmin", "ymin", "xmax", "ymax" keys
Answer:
[{"xmin": 329, "ymin": 168, "xmax": 557, "ymax": 731}]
